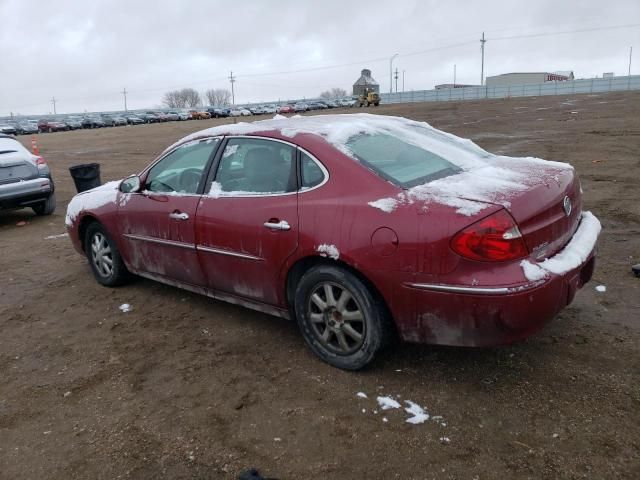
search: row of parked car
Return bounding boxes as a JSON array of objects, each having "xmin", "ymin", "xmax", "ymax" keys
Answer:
[{"xmin": 0, "ymin": 98, "xmax": 360, "ymax": 135}]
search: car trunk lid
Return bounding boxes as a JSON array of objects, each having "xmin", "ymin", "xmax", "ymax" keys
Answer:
[
  {"xmin": 504, "ymin": 164, "xmax": 582, "ymax": 260},
  {"xmin": 0, "ymin": 151, "xmax": 39, "ymax": 185}
]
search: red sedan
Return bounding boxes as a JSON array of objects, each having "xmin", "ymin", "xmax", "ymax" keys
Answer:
[
  {"xmin": 66, "ymin": 114, "xmax": 600, "ymax": 369},
  {"xmin": 277, "ymin": 104, "xmax": 295, "ymax": 114}
]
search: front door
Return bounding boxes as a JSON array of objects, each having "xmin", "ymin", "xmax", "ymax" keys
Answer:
[
  {"xmin": 195, "ymin": 137, "xmax": 298, "ymax": 306},
  {"xmin": 118, "ymin": 138, "xmax": 220, "ymax": 286}
]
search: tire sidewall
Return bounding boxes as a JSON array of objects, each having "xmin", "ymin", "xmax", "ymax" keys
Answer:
[{"xmin": 294, "ymin": 265, "xmax": 383, "ymax": 370}]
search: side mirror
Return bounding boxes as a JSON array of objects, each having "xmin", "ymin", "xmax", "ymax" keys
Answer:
[{"xmin": 120, "ymin": 175, "xmax": 141, "ymax": 193}]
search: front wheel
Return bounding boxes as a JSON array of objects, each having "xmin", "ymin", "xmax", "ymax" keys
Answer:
[
  {"xmin": 84, "ymin": 223, "xmax": 130, "ymax": 287},
  {"xmin": 294, "ymin": 265, "xmax": 391, "ymax": 370}
]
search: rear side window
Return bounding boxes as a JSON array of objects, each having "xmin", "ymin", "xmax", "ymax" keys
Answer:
[
  {"xmin": 214, "ymin": 138, "xmax": 296, "ymax": 194},
  {"xmin": 346, "ymin": 133, "xmax": 461, "ymax": 188},
  {"xmin": 300, "ymin": 152, "xmax": 325, "ymax": 189}
]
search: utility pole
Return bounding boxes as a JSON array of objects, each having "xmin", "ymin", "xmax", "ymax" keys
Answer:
[
  {"xmin": 402, "ymin": 70, "xmax": 405, "ymax": 92},
  {"xmin": 389, "ymin": 53, "xmax": 399, "ymax": 94},
  {"xmin": 394, "ymin": 68, "xmax": 399, "ymax": 93},
  {"xmin": 121, "ymin": 88, "xmax": 128, "ymax": 112},
  {"xmin": 629, "ymin": 46, "xmax": 633, "ymax": 76},
  {"xmin": 480, "ymin": 32, "xmax": 486, "ymax": 86},
  {"xmin": 229, "ymin": 71, "xmax": 236, "ymax": 105},
  {"xmin": 454, "ymin": 64, "xmax": 457, "ymax": 87},
  {"xmin": 51, "ymin": 97, "xmax": 57, "ymax": 114}
]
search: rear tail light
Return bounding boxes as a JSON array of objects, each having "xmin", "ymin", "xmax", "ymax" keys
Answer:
[
  {"xmin": 35, "ymin": 156, "xmax": 47, "ymax": 169},
  {"xmin": 450, "ymin": 209, "xmax": 528, "ymax": 262}
]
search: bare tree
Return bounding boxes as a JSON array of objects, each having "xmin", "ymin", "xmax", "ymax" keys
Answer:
[
  {"xmin": 162, "ymin": 88, "xmax": 202, "ymax": 108},
  {"xmin": 204, "ymin": 88, "xmax": 232, "ymax": 106},
  {"xmin": 181, "ymin": 88, "xmax": 201, "ymax": 108},
  {"xmin": 319, "ymin": 87, "xmax": 348, "ymax": 99}
]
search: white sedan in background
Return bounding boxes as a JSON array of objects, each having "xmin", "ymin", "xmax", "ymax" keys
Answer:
[{"xmin": 229, "ymin": 107, "xmax": 252, "ymax": 117}]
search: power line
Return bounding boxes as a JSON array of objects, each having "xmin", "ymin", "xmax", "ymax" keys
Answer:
[{"xmin": 489, "ymin": 22, "xmax": 640, "ymax": 41}]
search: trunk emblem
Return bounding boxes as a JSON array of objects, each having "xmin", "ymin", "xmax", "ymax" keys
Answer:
[{"xmin": 563, "ymin": 196, "xmax": 572, "ymax": 217}]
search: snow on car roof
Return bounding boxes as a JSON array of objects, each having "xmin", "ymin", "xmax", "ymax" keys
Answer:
[{"xmin": 166, "ymin": 113, "xmax": 574, "ymax": 216}]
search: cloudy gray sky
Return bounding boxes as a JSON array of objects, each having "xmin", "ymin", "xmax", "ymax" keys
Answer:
[{"xmin": 1, "ymin": 0, "xmax": 638, "ymax": 115}]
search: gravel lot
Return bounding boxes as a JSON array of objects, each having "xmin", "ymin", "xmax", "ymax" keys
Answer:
[{"xmin": 1, "ymin": 92, "xmax": 639, "ymax": 479}]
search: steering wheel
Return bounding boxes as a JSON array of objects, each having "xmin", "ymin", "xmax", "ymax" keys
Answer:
[{"xmin": 177, "ymin": 168, "xmax": 202, "ymax": 193}]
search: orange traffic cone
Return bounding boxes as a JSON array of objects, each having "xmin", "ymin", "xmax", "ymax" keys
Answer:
[{"xmin": 31, "ymin": 136, "xmax": 39, "ymax": 155}]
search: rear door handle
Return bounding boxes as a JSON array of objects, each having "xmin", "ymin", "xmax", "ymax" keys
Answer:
[
  {"xmin": 169, "ymin": 212, "xmax": 189, "ymax": 221},
  {"xmin": 264, "ymin": 220, "xmax": 290, "ymax": 231}
]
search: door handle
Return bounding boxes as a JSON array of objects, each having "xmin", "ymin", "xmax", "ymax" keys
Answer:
[
  {"xmin": 264, "ymin": 220, "xmax": 290, "ymax": 231},
  {"xmin": 169, "ymin": 212, "xmax": 189, "ymax": 221}
]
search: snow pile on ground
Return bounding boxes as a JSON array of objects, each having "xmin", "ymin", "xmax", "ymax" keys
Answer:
[
  {"xmin": 520, "ymin": 211, "xmax": 601, "ymax": 281},
  {"xmin": 404, "ymin": 400, "xmax": 430, "ymax": 424},
  {"xmin": 356, "ymin": 393, "xmax": 444, "ymax": 427},
  {"xmin": 595, "ymin": 285, "xmax": 606, "ymax": 292},
  {"xmin": 119, "ymin": 303, "xmax": 132, "ymax": 313},
  {"xmin": 376, "ymin": 396, "xmax": 401, "ymax": 410},
  {"xmin": 44, "ymin": 233, "xmax": 69, "ymax": 240},
  {"xmin": 65, "ymin": 181, "xmax": 121, "ymax": 227},
  {"xmin": 317, "ymin": 244, "xmax": 340, "ymax": 260}
]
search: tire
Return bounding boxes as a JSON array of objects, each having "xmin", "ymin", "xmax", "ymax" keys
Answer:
[
  {"xmin": 32, "ymin": 193, "xmax": 56, "ymax": 216},
  {"xmin": 294, "ymin": 265, "xmax": 391, "ymax": 370},
  {"xmin": 84, "ymin": 222, "xmax": 130, "ymax": 287}
]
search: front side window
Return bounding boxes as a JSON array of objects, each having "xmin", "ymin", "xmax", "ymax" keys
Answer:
[
  {"xmin": 213, "ymin": 138, "xmax": 296, "ymax": 194},
  {"xmin": 145, "ymin": 138, "xmax": 219, "ymax": 194},
  {"xmin": 345, "ymin": 133, "xmax": 462, "ymax": 188}
]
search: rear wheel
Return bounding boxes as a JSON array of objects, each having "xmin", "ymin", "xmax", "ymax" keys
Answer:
[
  {"xmin": 32, "ymin": 193, "xmax": 56, "ymax": 216},
  {"xmin": 84, "ymin": 223, "xmax": 130, "ymax": 287},
  {"xmin": 294, "ymin": 265, "xmax": 390, "ymax": 370}
]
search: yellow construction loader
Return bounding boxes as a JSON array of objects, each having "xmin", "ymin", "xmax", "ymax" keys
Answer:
[{"xmin": 357, "ymin": 89, "xmax": 380, "ymax": 107}]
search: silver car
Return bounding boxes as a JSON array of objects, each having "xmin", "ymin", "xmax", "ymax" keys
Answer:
[{"xmin": 0, "ymin": 134, "xmax": 56, "ymax": 215}]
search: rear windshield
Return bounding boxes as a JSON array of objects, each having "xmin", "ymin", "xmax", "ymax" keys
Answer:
[{"xmin": 346, "ymin": 133, "xmax": 462, "ymax": 188}]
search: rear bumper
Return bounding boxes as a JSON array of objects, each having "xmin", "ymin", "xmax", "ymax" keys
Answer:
[
  {"xmin": 0, "ymin": 178, "xmax": 52, "ymax": 209},
  {"xmin": 396, "ymin": 212, "xmax": 600, "ymax": 347},
  {"xmin": 399, "ymin": 254, "xmax": 595, "ymax": 346}
]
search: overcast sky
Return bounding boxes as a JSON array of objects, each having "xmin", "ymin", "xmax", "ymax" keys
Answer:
[{"xmin": 1, "ymin": 0, "xmax": 638, "ymax": 116}]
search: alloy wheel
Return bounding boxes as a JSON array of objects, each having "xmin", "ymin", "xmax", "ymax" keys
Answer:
[
  {"xmin": 90, "ymin": 232, "xmax": 113, "ymax": 278},
  {"xmin": 307, "ymin": 282, "xmax": 366, "ymax": 355}
]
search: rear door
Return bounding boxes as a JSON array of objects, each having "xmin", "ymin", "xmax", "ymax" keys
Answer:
[
  {"xmin": 117, "ymin": 138, "xmax": 220, "ymax": 286},
  {"xmin": 195, "ymin": 137, "xmax": 299, "ymax": 306}
]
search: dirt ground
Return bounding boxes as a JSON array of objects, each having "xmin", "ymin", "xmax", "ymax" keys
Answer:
[{"xmin": 1, "ymin": 92, "xmax": 639, "ymax": 479}]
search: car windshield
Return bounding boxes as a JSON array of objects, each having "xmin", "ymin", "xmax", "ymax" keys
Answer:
[{"xmin": 345, "ymin": 133, "xmax": 462, "ymax": 188}]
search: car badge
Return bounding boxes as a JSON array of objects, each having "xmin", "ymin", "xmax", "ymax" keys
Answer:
[{"xmin": 563, "ymin": 196, "xmax": 572, "ymax": 217}]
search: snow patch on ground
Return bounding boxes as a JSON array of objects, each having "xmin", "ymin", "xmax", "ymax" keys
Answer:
[
  {"xmin": 376, "ymin": 396, "xmax": 401, "ymax": 410},
  {"xmin": 317, "ymin": 244, "xmax": 340, "ymax": 260},
  {"xmin": 404, "ymin": 400, "xmax": 430, "ymax": 424},
  {"xmin": 119, "ymin": 303, "xmax": 132, "ymax": 313},
  {"xmin": 356, "ymin": 392, "xmax": 368, "ymax": 399},
  {"xmin": 595, "ymin": 285, "xmax": 606, "ymax": 292},
  {"xmin": 65, "ymin": 181, "xmax": 121, "ymax": 227},
  {"xmin": 44, "ymin": 233, "xmax": 69, "ymax": 240}
]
